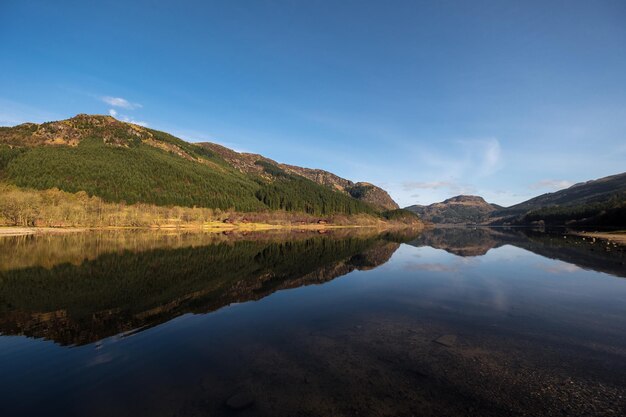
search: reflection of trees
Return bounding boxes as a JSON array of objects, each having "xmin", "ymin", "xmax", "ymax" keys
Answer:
[{"xmin": 0, "ymin": 232, "xmax": 403, "ymax": 346}]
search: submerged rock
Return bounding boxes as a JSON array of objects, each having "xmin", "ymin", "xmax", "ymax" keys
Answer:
[{"xmin": 433, "ymin": 334, "xmax": 457, "ymax": 347}]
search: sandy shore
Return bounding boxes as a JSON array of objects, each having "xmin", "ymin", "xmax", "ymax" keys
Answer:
[{"xmin": 571, "ymin": 231, "xmax": 626, "ymax": 245}]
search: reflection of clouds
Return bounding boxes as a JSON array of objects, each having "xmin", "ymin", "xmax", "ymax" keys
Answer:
[
  {"xmin": 537, "ymin": 261, "xmax": 580, "ymax": 274},
  {"xmin": 457, "ymin": 257, "xmax": 480, "ymax": 266},
  {"xmin": 404, "ymin": 262, "xmax": 458, "ymax": 272},
  {"xmin": 404, "ymin": 256, "xmax": 479, "ymax": 273},
  {"xmin": 85, "ymin": 353, "xmax": 115, "ymax": 367}
]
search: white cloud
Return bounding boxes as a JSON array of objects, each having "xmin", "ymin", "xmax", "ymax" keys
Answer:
[
  {"xmin": 119, "ymin": 115, "xmax": 148, "ymax": 127},
  {"xmin": 101, "ymin": 96, "xmax": 142, "ymax": 109},
  {"xmin": 98, "ymin": 95, "xmax": 147, "ymax": 125},
  {"xmin": 529, "ymin": 179, "xmax": 574, "ymax": 191}
]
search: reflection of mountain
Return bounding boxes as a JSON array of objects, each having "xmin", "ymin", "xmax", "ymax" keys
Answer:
[
  {"xmin": 1, "ymin": 227, "xmax": 623, "ymax": 347},
  {"xmin": 407, "ymin": 227, "xmax": 506, "ymax": 256},
  {"xmin": 409, "ymin": 227, "xmax": 626, "ymax": 278},
  {"xmin": 0, "ymin": 232, "xmax": 405, "ymax": 346},
  {"xmin": 503, "ymin": 229, "xmax": 626, "ymax": 279}
]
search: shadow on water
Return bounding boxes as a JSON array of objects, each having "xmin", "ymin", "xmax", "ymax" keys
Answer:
[{"xmin": 0, "ymin": 227, "xmax": 625, "ymax": 417}]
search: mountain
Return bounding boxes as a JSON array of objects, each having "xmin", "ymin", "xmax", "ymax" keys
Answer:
[
  {"xmin": 491, "ymin": 172, "xmax": 626, "ymax": 226},
  {"xmin": 404, "ymin": 173, "xmax": 626, "ymax": 226},
  {"xmin": 405, "ymin": 195, "xmax": 501, "ymax": 224},
  {"xmin": 0, "ymin": 114, "xmax": 407, "ymax": 223},
  {"xmin": 198, "ymin": 142, "xmax": 399, "ymax": 210}
]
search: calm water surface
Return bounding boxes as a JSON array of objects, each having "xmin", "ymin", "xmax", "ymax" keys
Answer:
[{"xmin": 0, "ymin": 228, "xmax": 625, "ymax": 417}]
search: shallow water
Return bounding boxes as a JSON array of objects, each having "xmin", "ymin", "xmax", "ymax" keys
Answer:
[{"xmin": 0, "ymin": 228, "xmax": 625, "ymax": 416}]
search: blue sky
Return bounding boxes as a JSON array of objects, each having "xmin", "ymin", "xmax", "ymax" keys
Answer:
[{"xmin": 1, "ymin": 0, "xmax": 625, "ymax": 206}]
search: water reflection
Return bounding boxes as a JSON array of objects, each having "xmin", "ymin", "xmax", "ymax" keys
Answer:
[
  {"xmin": 408, "ymin": 227, "xmax": 626, "ymax": 277},
  {"xmin": 0, "ymin": 230, "xmax": 413, "ymax": 346},
  {"xmin": 0, "ymin": 227, "xmax": 625, "ymax": 417}
]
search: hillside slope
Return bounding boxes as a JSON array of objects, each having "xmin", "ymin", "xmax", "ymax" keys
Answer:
[
  {"xmin": 198, "ymin": 142, "xmax": 399, "ymax": 210},
  {"xmin": 0, "ymin": 114, "xmax": 396, "ymax": 218},
  {"xmin": 494, "ymin": 173, "xmax": 626, "ymax": 226},
  {"xmin": 492, "ymin": 173, "xmax": 626, "ymax": 222}
]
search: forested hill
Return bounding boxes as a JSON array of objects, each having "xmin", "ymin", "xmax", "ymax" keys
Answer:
[
  {"xmin": 198, "ymin": 142, "xmax": 399, "ymax": 210},
  {"xmin": 0, "ymin": 114, "xmax": 401, "ymax": 217}
]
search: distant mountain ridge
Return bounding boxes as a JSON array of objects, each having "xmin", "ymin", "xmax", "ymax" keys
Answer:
[
  {"xmin": 405, "ymin": 173, "xmax": 626, "ymax": 226},
  {"xmin": 405, "ymin": 195, "xmax": 501, "ymax": 224},
  {"xmin": 0, "ymin": 114, "xmax": 403, "ymax": 219},
  {"xmin": 492, "ymin": 172, "xmax": 626, "ymax": 219}
]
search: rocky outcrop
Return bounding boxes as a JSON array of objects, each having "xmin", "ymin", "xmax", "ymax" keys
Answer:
[
  {"xmin": 199, "ymin": 142, "xmax": 399, "ymax": 210},
  {"xmin": 0, "ymin": 114, "xmax": 204, "ymax": 163}
]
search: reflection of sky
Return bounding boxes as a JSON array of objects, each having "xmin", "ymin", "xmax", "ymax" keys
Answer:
[
  {"xmin": 382, "ymin": 243, "xmax": 626, "ymax": 323},
  {"xmin": 1, "ymin": 238, "xmax": 625, "ymax": 416},
  {"xmin": 535, "ymin": 261, "xmax": 581, "ymax": 275}
]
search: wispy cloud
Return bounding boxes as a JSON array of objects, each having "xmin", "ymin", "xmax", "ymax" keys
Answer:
[
  {"xmin": 101, "ymin": 96, "xmax": 142, "ymax": 110},
  {"xmin": 529, "ymin": 179, "xmax": 574, "ymax": 191},
  {"xmin": 107, "ymin": 109, "xmax": 148, "ymax": 126},
  {"xmin": 536, "ymin": 261, "xmax": 580, "ymax": 274},
  {"xmin": 456, "ymin": 137, "xmax": 503, "ymax": 177},
  {"xmin": 403, "ymin": 181, "xmax": 454, "ymax": 190},
  {"xmin": 102, "ymin": 96, "xmax": 147, "ymax": 126},
  {"xmin": 404, "ymin": 262, "xmax": 459, "ymax": 273},
  {"xmin": 402, "ymin": 180, "xmax": 476, "ymax": 196},
  {"xmin": 482, "ymin": 138, "xmax": 502, "ymax": 176},
  {"xmin": 118, "ymin": 116, "xmax": 148, "ymax": 127}
]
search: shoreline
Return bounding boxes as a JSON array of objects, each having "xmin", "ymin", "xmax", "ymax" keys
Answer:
[
  {"xmin": 0, "ymin": 222, "xmax": 416, "ymax": 237},
  {"xmin": 570, "ymin": 230, "xmax": 626, "ymax": 245}
]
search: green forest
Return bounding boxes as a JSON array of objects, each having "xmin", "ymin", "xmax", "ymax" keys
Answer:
[
  {"xmin": 254, "ymin": 160, "xmax": 377, "ymax": 215},
  {"xmin": 0, "ymin": 134, "xmax": 381, "ymax": 217},
  {"xmin": 520, "ymin": 194, "xmax": 626, "ymax": 227}
]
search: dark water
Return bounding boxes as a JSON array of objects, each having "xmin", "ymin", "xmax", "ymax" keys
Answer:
[{"xmin": 0, "ymin": 228, "xmax": 625, "ymax": 417}]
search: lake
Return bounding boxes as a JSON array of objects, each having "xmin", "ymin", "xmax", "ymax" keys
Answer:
[{"xmin": 0, "ymin": 227, "xmax": 625, "ymax": 416}]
